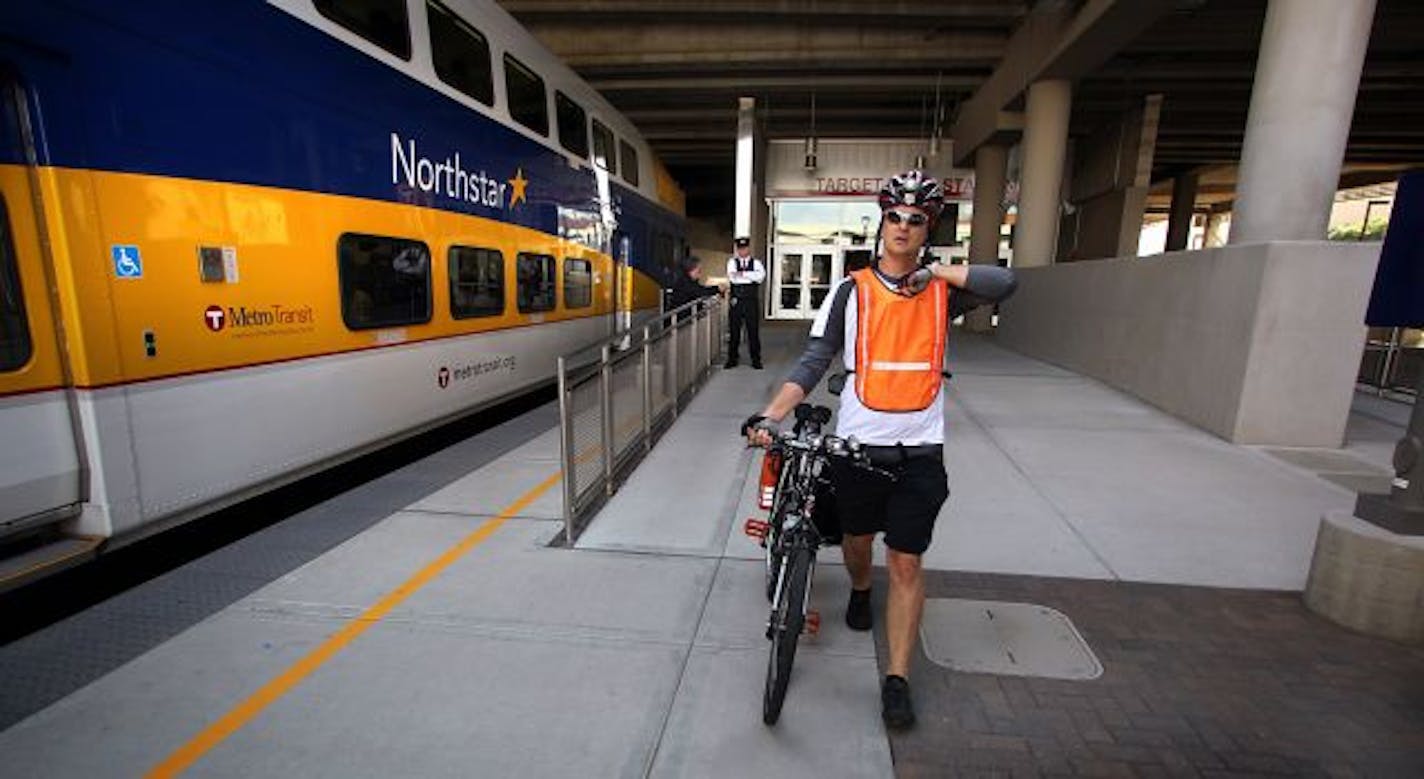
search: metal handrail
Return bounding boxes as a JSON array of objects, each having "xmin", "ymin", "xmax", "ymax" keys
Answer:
[{"xmin": 554, "ymin": 296, "xmax": 726, "ymax": 545}]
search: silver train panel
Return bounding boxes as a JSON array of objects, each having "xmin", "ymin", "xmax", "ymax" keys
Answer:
[
  {"xmin": 0, "ymin": 392, "xmax": 81, "ymax": 533},
  {"xmin": 104, "ymin": 316, "xmax": 608, "ymax": 538}
]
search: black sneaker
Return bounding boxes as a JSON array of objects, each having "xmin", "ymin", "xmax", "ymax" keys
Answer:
[
  {"xmin": 751, "ymin": 361, "xmax": 764, "ymax": 370},
  {"xmin": 881, "ymin": 675, "xmax": 916, "ymax": 730},
  {"xmin": 845, "ymin": 588, "xmax": 872, "ymax": 631},
  {"xmin": 723, "ymin": 360, "xmax": 738, "ymax": 369}
]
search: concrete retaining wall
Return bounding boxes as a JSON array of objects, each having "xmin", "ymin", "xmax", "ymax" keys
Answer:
[{"xmin": 996, "ymin": 241, "xmax": 1381, "ymax": 446}]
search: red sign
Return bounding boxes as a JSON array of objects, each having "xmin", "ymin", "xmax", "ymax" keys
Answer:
[{"xmin": 203, "ymin": 305, "xmax": 225, "ymax": 332}]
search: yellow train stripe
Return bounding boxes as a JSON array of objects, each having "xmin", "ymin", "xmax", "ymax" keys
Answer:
[
  {"xmin": 144, "ymin": 469, "xmax": 563, "ymax": 778},
  {"xmin": 2, "ymin": 164, "xmax": 669, "ymax": 394}
]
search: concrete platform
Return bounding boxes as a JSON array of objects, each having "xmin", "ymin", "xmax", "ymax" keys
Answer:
[{"xmin": 1, "ymin": 324, "xmax": 1420, "ymax": 776}]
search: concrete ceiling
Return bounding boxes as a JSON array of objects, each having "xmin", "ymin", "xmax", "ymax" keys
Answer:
[{"xmin": 499, "ymin": 0, "xmax": 1424, "ymax": 215}]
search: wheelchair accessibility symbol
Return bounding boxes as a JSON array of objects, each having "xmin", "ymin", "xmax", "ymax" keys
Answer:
[{"xmin": 111, "ymin": 245, "xmax": 143, "ymax": 279}]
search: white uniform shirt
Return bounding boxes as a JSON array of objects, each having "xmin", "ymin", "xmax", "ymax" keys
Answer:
[{"xmin": 726, "ymin": 254, "xmax": 766, "ymax": 287}]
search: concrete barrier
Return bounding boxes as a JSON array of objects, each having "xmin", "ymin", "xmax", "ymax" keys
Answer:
[
  {"xmin": 1305, "ymin": 510, "xmax": 1424, "ymax": 645},
  {"xmin": 997, "ymin": 241, "xmax": 1380, "ymax": 447}
]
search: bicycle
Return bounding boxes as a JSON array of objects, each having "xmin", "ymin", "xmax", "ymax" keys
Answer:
[{"xmin": 744, "ymin": 403, "xmax": 891, "ymax": 725}]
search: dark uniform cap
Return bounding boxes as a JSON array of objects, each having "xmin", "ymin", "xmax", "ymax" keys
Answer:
[{"xmin": 734, "ymin": 237, "xmax": 751, "ymax": 248}]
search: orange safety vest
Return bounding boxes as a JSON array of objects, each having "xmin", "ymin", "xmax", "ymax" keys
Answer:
[{"xmin": 849, "ymin": 267, "xmax": 949, "ymax": 412}]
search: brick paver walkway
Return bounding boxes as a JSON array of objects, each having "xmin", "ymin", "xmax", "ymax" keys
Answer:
[{"xmin": 874, "ymin": 571, "xmax": 1424, "ymax": 777}]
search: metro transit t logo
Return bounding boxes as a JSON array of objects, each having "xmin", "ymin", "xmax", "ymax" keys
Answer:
[{"xmin": 204, "ymin": 305, "xmax": 226, "ymax": 332}]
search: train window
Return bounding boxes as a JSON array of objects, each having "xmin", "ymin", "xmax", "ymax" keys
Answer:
[
  {"xmin": 449, "ymin": 246, "xmax": 504, "ymax": 319},
  {"xmin": 338, "ymin": 233, "xmax": 432, "ymax": 330},
  {"xmin": 0, "ymin": 195, "xmax": 32, "ymax": 372},
  {"xmin": 619, "ymin": 139, "xmax": 640, "ymax": 186},
  {"xmin": 516, "ymin": 252, "xmax": 556, "ymax": 313},
  {"xmin": 314, "ymin": 0, "xmax": 411, "ymax": 60},
  {"xmin": 428, "ymin": 0, "xmax": 493, "ymax": 106},
  {"xmin": 591, "ymin": 120, "xmax": 616, "ymax": 175},
  {"xmin": 504, "ymin": 55, "xmax": 548, "ymax": 136},
  {"xmin": 564, "ymin": 258, "xmax": 592, "ymax": 309},
  {"xmin": 555, "ymin": 92, "xmax": 589, "ymax": 158},
  {"xmin": 652, "ymin": 232, "xmax": 675, "ymax": 275}
]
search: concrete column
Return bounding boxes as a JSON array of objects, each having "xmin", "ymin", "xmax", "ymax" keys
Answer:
[
  {"xmin": 734, "ymin": 96, "xmax": 756, "ymax": 239},
  {"xmin": 1165, "ymin": 172, "xmax": 1199, "ymax": 251},
  {"xmin": 1230, "ymin": 0, "xmax": 1377, "ymax": 244},
  {"xmin": 1060, "ymin": 95, "xmax": 1161, "ymax": 261},
  {"xmin": 1014, "ymin": 79, "xmax": 1072, "ymax": 267},
  {"xmin": 967, "ymin": 144, "xmax": 1008, "ymax": 332}
]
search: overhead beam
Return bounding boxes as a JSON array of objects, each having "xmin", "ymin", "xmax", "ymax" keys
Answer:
[
  {"xmin": 521, "ymin": 23, "xmax": 1004, "ymax": 68},
  {"xmin": 593, "ymin": 73, "xmax": 982, "ymax": 94},
  {"xmin": 503, "ymin": 1, "xmax": 1028, "ymax": 23},
  {"xmin": 950, "ymin": 0, "xmax": 1179, "ymax": 165}
]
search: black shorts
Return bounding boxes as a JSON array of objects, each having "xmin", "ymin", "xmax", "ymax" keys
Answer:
[{"xmin": 829, "ymin": 447, "xmax": 949, "ymax": 554}]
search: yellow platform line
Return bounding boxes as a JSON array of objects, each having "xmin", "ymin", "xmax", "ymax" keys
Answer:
[
  {"xmin": 145, "ymin": 470, "xmax": 563, "ymax": 778},
  {"xmin": 148, "ymin": 367, "xmax": 697, "ymax": 775}
]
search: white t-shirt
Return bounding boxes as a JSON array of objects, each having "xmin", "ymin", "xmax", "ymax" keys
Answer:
[{"xmin": 809, "ymin": 275, "xmax": 945, "ymax": 446}]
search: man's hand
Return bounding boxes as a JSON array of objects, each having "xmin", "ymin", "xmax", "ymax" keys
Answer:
[
  {"xmin": 741, "ymin": 414, "xmax": 778, "ymax": 447},
  {"xmin": 897, "ymin": 266, "xmax": 934, "ymax": 296}
]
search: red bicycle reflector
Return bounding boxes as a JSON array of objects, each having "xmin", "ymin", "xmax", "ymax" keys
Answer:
[
  {"xmin": 758, "ymin": 450, "xmax": 783, "ymax": 509},
  {"xmin": 804, "ymin": 610, "xmax": 821, "ymax": 635},
  {"xmin": 743, "ymin": 518, "xmax": 769, "ymax": 539}
]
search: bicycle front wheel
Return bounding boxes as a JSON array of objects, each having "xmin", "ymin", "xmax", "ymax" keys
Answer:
[{"xmin": 762, "ymin": 544, "xmax": 814, "ymax": 725}]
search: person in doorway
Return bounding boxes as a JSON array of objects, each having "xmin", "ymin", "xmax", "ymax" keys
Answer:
[
  {"xmin": 667, "ymin": 255, "xmax": 721, "ymax": 321},
  {"xmin": 741, "ymin": 170, "xmax": 1017, "ymax": 730},
  {"xmin": 725, "ymin": 236, "xmax": 765, "ymax": 369}
]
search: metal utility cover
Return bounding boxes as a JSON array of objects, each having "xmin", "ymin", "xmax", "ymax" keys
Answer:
[{"xmin": 919, "ymin": 599, "xmax": 1103, "ymax": 680}]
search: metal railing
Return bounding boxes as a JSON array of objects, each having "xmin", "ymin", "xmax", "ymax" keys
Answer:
[
  {"xmin": 555, "ymin": 297, "xmax": 725, "ymax": 545},
  {"xmin": 1359, "ymin": 327, "xmax": 1422, "ymax": 398}
]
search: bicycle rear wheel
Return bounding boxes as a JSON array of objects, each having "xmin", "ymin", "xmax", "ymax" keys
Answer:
[{"xmin": 762, "ymin": 544, "xmax": 813, "ymax": 725}]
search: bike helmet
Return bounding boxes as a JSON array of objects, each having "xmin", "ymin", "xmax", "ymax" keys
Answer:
[{"xmin": 878, "ymin": 169, "xmax": 945, "ymax": 222}]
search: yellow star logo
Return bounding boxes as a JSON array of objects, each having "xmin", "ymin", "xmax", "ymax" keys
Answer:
[{"xmin": 508, "ymin": 168, "xmax": 528, "ymax": 208}]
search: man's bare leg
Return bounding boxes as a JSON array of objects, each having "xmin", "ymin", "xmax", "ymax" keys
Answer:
[
  {"xmin": 884, "ymin": 548, "xmax": 924, "ymax": 678},
  {"xmin": 842, "ymin": 533, "xmax": 874, "ymax": 590}
]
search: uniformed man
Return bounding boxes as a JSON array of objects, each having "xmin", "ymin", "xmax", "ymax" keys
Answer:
[{"xmin": 725, "ymin": 236, "xmax": 765, "ymax": 369}]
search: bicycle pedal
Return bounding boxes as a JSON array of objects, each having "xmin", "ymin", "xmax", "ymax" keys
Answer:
[
  {"xmin": 743, "ymin": 518, "xmax": 769, "ymax": 540},
  {"xmin": 804, "ymin": 610, "xmax": 821, "ymax": 635}
]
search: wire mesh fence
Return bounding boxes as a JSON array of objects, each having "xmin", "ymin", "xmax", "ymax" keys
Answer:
[
  {"xmin": 556, "ymin": 297, "xmax": 726, "ymax": 544},
  {"xmin": 566, "ymin": 370, "xmax": 604, "ymax": 508}
]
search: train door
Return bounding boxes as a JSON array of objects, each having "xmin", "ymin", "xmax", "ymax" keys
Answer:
[{"xmin": 0, "ymin": 68, "xmax": 83, "ymax": 538}]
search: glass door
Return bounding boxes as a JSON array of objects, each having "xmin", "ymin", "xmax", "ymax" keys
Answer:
[{"xmin": 772, "ymin": 245, "xmax": 840, "ymax": 319}]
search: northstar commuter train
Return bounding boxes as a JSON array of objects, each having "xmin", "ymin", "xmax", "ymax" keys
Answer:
[{"xmin": 0, "ymin": 0, "xmax": 688, "ymax": 579}]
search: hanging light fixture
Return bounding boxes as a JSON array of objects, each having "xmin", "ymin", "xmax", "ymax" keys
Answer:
[
  {"xmin": 927, "ymin": 72, "xmax": 943, "ymax": 159},
  {"xmin": 803, "ymin": 91, "xmax": 818, "ymax": 170}
]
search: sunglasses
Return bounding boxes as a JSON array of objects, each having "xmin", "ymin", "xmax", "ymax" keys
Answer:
[{"xmin": 885, "ymin": 210, "xmax": 929, "ymax": 227}]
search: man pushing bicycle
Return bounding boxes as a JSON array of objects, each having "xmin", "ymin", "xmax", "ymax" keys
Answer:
[{"xmin": 743, "ymin": 169, "xmax": 1017, "ymax": 730}]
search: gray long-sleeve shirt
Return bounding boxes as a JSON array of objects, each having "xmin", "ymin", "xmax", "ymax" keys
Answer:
[{"xmin": 786, "ymin": 264, "xmax": 1018, "ymax": 394}]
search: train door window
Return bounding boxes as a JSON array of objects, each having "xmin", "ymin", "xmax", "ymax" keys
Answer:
[
  {"xmin": 555, "ymin": 92, "xmax": 588, "ymax": 158},
  {"xmin": 652, "ymin": 231, "xmax": 675, "ymax": 275},
  {"xmin": 428, "ymin": 0, "xmax": 493, "ymax": 106},
  {"xmin": 449, "ymin": 246, "xmax": 504, "ymax": 319},
  {"xmin": 619, "ymin": 139, "xmax": 640, "ymax": 186},
  {"xmin": 591, "ymin": 119, "xmax": 616, "ymax": 175},
  {"xmin": 338, "ymin": 233, "xmax": 432, "ymax": 329},
  {"xmin": 516, "ymin": 252, "xmax": 556, "ymax": 313},
  {"xmin": 564, "ymin": 258, "xmax": 592, "ymax": 309},
  {"xmin": 314, "ymin": 0, "xmax": 411, "ymax": 60},
  {"xmin": 504, "ymin": 55, "xmax": 548, "ymax": 136},
  {"xmin": 0, "ymin": 195, "xmax": 32, "ymax": 371}
]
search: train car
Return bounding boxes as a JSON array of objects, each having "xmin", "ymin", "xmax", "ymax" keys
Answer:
[{"xmin": 0, "ymin": 0, "xmax": 687, "ymax": 584}]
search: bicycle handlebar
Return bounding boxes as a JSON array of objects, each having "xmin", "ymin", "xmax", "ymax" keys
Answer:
[{"xmin": 769, "ymin": 430, "xmax": 897, "ymax": 481}]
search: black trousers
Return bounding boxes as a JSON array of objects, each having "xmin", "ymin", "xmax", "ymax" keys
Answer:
[{"xmin": 727, "ymin": 292, "xmax": 761, "ymax": 363}]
